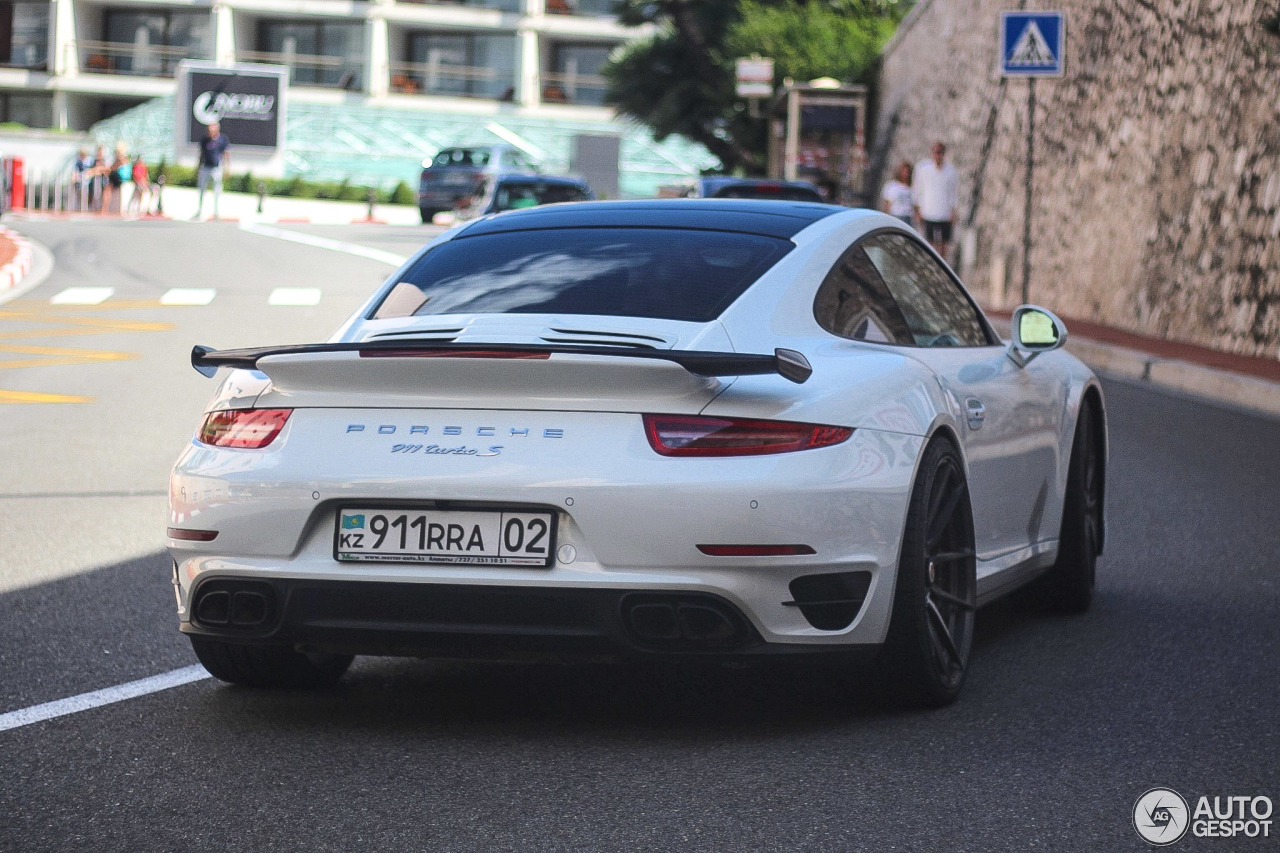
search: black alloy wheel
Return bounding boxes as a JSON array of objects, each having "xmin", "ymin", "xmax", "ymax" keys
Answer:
[{"xmin": 883, "ymin": 438, "xmax": 978, "ymax": 707}]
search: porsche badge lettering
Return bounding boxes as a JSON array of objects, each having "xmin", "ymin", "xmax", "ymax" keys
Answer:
[
  {"xmin": 346, "ymin": 424, "xmax": 564, "ymax": 438},
  {"xmin": 346, "ymin": 423, "xmax": 564, "ymax": 459},
  {"xmin": 390, "ymin": 443, "xmax": 503, "ymax": 457}
]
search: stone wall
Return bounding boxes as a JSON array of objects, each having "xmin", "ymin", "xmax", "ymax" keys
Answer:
[{"xmin": 875, "ymin": 0, "xmax": 1280, "ymax": 359}]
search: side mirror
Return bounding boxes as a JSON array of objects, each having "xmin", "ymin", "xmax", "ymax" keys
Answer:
[{"xmin": 1007, "ymin": 305, "xmax": 1067, "ymax": 368}]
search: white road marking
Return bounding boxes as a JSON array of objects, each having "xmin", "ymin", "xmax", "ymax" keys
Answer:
[
  {"xmin": 50, "ymin": 286, "xmax": 114, "ymax": 305},
  {"xmin": 0, "ymin": 665, "xmax": 211, "ymax": 733},
  {"xmin": 160, "ymin": 287, "xmax": 217, "ymax": 306},
  {"xmin": 268, "ymin": 287, "xmax": 322, "ymax": 306},
  {"xmin": 239, "ymin": 221, "xmax": 410, "ymax": 268}
]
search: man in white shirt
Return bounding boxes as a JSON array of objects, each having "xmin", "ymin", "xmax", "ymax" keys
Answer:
[{"xmin": 912, "ymin": 141, "xmax": 959, "ymax": 259}]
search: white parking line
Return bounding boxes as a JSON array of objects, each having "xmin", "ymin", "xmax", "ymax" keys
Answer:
[
  {"xmin": 0, "ymin": 665, "xmax": 211, "ymax": 733},
  {"xmin": 50, "ymin": 286, "xmax": 115, "ymax": 305},
  {"xmin": 268, "ymin": 287, "xmax": 322, "ymax": 306},
  {"xmin": 161, "ymin": 287, "xmax": 217, "ymax": 306}
]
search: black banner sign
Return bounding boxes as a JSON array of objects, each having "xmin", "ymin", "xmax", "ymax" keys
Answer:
[{"xmin": 182, "ymin": 67, "xmax": 286, "ymax": 150}]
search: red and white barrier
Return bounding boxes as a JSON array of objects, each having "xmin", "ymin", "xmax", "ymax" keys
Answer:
[{"xmin": 0, "ymin": 225, "xmax": 34, "ymax": 291}]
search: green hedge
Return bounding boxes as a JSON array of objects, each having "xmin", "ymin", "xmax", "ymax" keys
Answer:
[{"xmin": 151, "ymin": 163, "xmax": 414, "ymax": 206}]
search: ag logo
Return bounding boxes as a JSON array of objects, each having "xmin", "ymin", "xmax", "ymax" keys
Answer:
[{"xmin": 1134, "ymin": 788, "xmax": 1190, "ymax": 845}]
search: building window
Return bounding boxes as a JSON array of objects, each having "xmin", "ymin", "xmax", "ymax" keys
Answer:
[
  {"xmin": 88, "ymin": 9, "xmax": 212, "ymax": 77},
  {"xmin": 545, "ymin": 43, "xmax": 611, "ymax": 106},
  {"xmin": 0, "ymin": 2, "xmax": 49, "ymax": 70},
  {"xmin": 0, "ymin": 92, "xmax": 52, "ymax": 126},
  {"xmin": 396, "ymin": 32, "xmax": 515, "ymax": 100},
  {"xmin": 256, "ymin": 21, "xmax": 364, "ymax": 89}
]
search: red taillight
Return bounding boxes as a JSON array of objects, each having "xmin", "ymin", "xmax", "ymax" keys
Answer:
[
  {"xmin": 643, "ymin": 414, "xmax": 852, "ymax": 457},
  {"xmin": 198, "ymin": 409, "xmax": 292, "ymax": 448}
]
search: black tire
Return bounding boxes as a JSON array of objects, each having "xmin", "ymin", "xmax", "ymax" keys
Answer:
[
  {"xmin": 419, "ymin": 206, "xmax": 438, "ymax": 224},
  {"xmin": 190, "ymin": 637, "xmax": 352, "ymax": 688},
  {"xmin": 1038, "ymin": 400, "xmax": 1103, "ymax": 613},
  {"xmin": 881, "ymin": 438, "xmax": 977, "ymax": 708}
]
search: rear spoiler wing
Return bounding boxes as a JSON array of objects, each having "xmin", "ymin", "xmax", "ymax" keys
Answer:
[{"xmin": 191, "ymin": 341, "xmax": 813, "ymax": 384}]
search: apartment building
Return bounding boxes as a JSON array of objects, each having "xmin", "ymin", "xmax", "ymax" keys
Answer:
[{"xmin": 0, "ymin": 0, "xmax": 633, "ymax": 130}]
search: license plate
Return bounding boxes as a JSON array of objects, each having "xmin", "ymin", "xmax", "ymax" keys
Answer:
[{"xmin": 335, "ymin": 508, "xmax": 555, "ymax": 567}]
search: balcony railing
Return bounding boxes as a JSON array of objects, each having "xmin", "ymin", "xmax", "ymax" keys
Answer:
[
  {"xmin": 78, "ymin": 39, "xmax": 209, "ymax": 78},
  {"xmin": 395, "ymin": 0, "xmax": 521, "ymax": 10},
  {"xmin": 389, "ymin": 59, "xmax": 512, "ymax": 100},
  {"xmin": 546, "ymin": 0, "xmax": 618, "ymax": 16},
  {"xmin": 540, "ymin": 70, "xmax": 607, "ymax": 106},
  {"xmin": 240, "ymin": 49, "xmax": 363, "ymax": 89}
]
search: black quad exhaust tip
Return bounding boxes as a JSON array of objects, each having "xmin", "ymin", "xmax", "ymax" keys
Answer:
[
  {"xmin": 193, "ymin": 581, "xmax": 277, "ymax": 631},
  {"xmin": 622, "ymin": 595, "xmax": 747, "ymax": 649},
  {"xmin": 785, "ymin": 571, "xmax": 873, "ymax": 631}
]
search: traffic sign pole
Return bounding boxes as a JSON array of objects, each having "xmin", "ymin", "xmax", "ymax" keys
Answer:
[
  {"xmin": 1023, "ymin": 77, "xmax": 1035, "ymax": 305},
  {"xmin": 1000, "ymin": 11, "xmax": 1063, "ymax": 306}
]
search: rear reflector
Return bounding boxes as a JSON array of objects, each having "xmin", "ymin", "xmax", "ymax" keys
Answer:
[
  {"xmin": 644, "ymin": 414, "xmax": 852, "ymax": 457},
  {"xmin": 698, "ymin": 544, "xmax": 816, "ymax": 557},
  {"xmin": 360, "ymin": 349, "xmax": 550, "ymax": 360},
  {"xmin": 167, "ymin": 527, "xmax": 219, "ymax": 542},
  {"xmin": 198, "ymin": 409, "xmax": 292, "ymax": 449}
]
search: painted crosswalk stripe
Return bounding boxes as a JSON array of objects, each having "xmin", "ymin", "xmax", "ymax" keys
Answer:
[
  {"xmin": 50, "ymin": 287, "xmax": 115, "ymax": 305},
  {"xmin": 0, "ymin": 666, "xmax": 211, "ymax": 732},
  {"xmin": 160, "ymin": 288, "xmax": 217, "ymax": 306},
  {"xmin": 268, "ymin": 287, "xmax": 322, "ymax": 306}
]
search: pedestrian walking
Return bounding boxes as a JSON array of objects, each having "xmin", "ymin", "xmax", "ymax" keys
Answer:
[
  {"xmin": 913, "ymin": 141, "xmax": 959, "ymax": 260},
  {"xmin": 99, "ymin": 142, "xmax": 130, "ymax": 215},
  {"xmin": 127, "ymin": 156, "xmax": 151, "ymax": 217},
  {"xmin": 194, "ymin": 122, "xmax": 230, "ymax": 221},
  {"xmin": 72, "ymin": 148, "xmax": 94, "ymax": 210},
  {"xmin": 88, "ymin": 144, "xmax": 106, "ymax": 210},
  {"xmin": 880, "ymin": 160, "xmax": 915, "ymax": 226}
]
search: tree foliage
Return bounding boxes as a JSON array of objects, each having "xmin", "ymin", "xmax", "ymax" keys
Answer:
[{"xmin": 604, "ymin": 0, "xmax": 909, "ymax": 172}]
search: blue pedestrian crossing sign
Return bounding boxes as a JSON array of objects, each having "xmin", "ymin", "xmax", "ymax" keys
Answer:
[{"xmin": 1001, "ymin": 11, "xmax": 1064, "ymax": 76}]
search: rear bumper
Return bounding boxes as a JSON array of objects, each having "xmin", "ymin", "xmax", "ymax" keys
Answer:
[
  {"xmin": 169, "ymin": 413, "xmax": 924, "ymax": 647},
  {"xmin": 179, "ymin": 576, "xmax": 879, "ymax": 661}
]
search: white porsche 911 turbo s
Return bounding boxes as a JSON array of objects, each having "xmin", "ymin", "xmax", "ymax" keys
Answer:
[{"xmin": 168, "ymin": 199, "xmax": 1106, "ymax": 707}]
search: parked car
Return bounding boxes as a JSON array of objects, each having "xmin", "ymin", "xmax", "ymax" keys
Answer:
[
  {"xmin": 682, "ymin": 177, "xmax": 826, "ymax": 202},
  {"xmin": 173, "ymin": 199, "xmax": 1106, "ymax": 709},
  {"xmin": 454, "ymin": 174, "xmax": 594, "ymax": 221},
  {"xmin": 418, "ymin": 144, "xmax": 540, "ymax": 223}
]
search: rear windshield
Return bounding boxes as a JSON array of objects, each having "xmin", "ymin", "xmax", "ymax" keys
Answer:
[
  {"xmin": 432, "ymin": 148, "xmax": 489, "ymax": 168},
  {"xmin": 711, "ymin": 184, "xmax": 824, "ymax": 202},
  {"xmin": 372, "ymin": 228, "xmax": 793, "ymax": 322},
  {"xmin": 492, "ymin": 181, "xmax": 589, "ymax": 212}
]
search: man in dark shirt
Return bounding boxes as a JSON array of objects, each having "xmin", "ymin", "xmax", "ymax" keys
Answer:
[{"xmin": 194, "ymin": 122, "xmax": 230, "ymax": 220}]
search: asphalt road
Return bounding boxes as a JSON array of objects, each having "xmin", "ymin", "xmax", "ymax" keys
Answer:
[{"xmin": 1, "ymin": 219, "xmax": 1277, "ymax": 852}]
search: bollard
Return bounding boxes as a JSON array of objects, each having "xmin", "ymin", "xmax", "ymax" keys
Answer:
[
  {"xmin": 257, "ymin": 180, "xmax": 266, "ymax": 214},
  {"xmin": 155, "ymin": 174, "xmax": 165, "ymax": 215},
  {"xmin": 366, "ymin": 187, "xmax": 376, "ymax": 221}
]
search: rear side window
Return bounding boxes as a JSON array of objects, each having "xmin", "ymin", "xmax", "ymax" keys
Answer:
[
  {"xmin": 813, "ymin": 245, "xmax": 915, "ymax": 345},
  {"xmin": 860, "ymin": 233, "xmax": 991, "ymax": 347},
  {"xmin": 372, "ymin": 228, "xmax": 793, "ymax": 322}
]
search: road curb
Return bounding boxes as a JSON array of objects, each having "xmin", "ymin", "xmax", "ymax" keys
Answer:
[
  {"xmin": 0, "ymin": 225, "xmax": 34, "ymax": 292},
  {"xmin": 1068, "ymin": 337, "xmax": 1280, "ymax": 420}
]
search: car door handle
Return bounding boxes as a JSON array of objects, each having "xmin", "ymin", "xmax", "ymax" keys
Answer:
[{"xmin": 965, "ymin": 398, "xmax": 986, "ymax": 430}]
